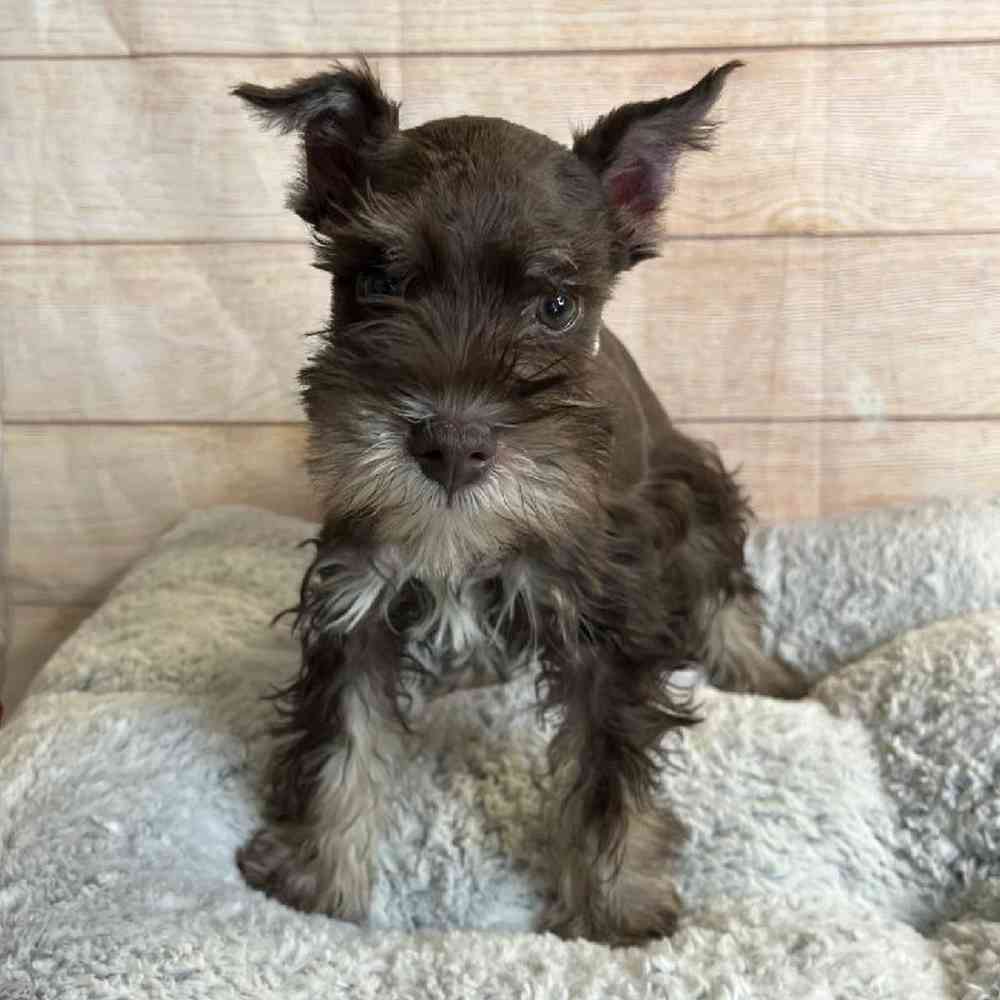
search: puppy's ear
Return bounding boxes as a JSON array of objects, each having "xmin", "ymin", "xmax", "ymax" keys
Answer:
[
  {"xmin": 232, "ymin": 61, "xmax": 399, "ymax": 227},
  {"xmin": 573, "ymin": 61, "xmax": 741, "ymax": 268}
]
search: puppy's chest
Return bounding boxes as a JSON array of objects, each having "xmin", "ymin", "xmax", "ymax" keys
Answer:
[{"xmin": 390, "ymin": 577, "xmax": 537, "ymax": 693}]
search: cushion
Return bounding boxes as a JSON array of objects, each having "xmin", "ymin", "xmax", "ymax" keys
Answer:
[{"xmin": 2, "ymin": 499, "xmax": 999, "ymax": 998}]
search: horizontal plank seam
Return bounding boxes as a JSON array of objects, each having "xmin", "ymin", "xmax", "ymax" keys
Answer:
[
  {"xmin": 2, "ymin": 37, "xmax": 1000, "ymax": 61},
  {"xmin": 6, "ymin": 229, "xmax": 1000, "ymax": 249},
  {"xmin": 7, "ymin": 416, "xmax": 1000, "ymax": 429}
]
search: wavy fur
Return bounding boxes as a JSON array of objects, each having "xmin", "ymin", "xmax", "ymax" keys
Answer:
[{"xmin": 234, "ymin": 58, "xmax": 806, "ymax": 945}]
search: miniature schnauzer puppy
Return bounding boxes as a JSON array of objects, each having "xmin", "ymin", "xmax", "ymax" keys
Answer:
[{"xmin": 233, "ymin": 59, "xmax": 805, "ymax": 947}]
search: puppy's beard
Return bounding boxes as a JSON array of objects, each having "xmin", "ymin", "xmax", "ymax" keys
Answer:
[
  {"xmin": 311, "ymin": 414, "xmax": 591, "ymax": 578},
  {"xmin": 378, "ymin": 480, "xmax": 515, "ymax": 578}
]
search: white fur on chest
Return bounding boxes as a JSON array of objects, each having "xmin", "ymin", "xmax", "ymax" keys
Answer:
[
  {"xmin": 311, "ymin": 552, "xmax": 539, "ymax": 697},
  {"xmin": 401, "ymin": 576, "xmax": 537, "ymax": 694}
]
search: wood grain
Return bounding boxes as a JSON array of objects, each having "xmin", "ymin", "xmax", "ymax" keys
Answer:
[
  {"xmin": 9, "ymin": 422, "xmax": 999, "ymax": 606},
  {"xmin": 6, "ymin": 1, "xmax": 1000, "ymax": 56},
  {"xmin": 5, "ymin": 235, "xmax": 998, "ymax": 422},
  {"xmin": 4, "ymin": 605, "xmax": 94, "ymax": 715},
  {"xmin": 2, "ymin": 242, "xmax": 321, "ymax": 422},
  {"xmin": 8, "ymin": 424, "xmax": 318, "ymax": 605},
  {"xmin": 4, "ymin": 47, "xmax": 1000, "ymax": 241}
]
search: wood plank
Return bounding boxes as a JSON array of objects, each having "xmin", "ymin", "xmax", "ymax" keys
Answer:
[
  {"xmin": 709, "ymin": 420, "xmax": 1000, "ymax": 521},
  {"xmin": 3, "ymin": 606, "xmax": 94, "ymax": 717},
  {"xmin": 602, "ymin": 234, "xmax": 1000, "ymax": 419},
  {"xmin": 3, "ymin": 47, "xmax": 1000, "ymax": 241},
  {"xmin": 818, "ymin": 238, "xmax": 1000, "ymax": 419},
  {"xmin": 811, "ymin": 421, "xmax": 1000, "ymax": 515},
  {"xmin": 6, "ymin": 1, "xmax": 1000, "ymax": 56},
  {"xmin": 8, "ymin": 424, "xmax": 318, "ymax": 605},
  {"xmin": 5, "ymin": 235, "xmax": 999, "ymax": 422},
  {"xmin": 2, "ymin": 242, "xmax": 321, "ymax": 423},
  {"xmin": 9, "ymin": 422, "xmax": 1000, "ymax": 606}
]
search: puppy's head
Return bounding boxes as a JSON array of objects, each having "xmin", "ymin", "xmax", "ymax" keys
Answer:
[{"xmin": 235, "ymin": 60, "xmax": 738, "ymax": 576}]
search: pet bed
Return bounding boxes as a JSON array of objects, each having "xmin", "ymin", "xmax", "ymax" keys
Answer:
[{"xmin": 2, "ymin": 499, "xmax": 999, "ymax": 998}]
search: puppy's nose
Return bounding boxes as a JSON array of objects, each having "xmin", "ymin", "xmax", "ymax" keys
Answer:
[{"xmin": 408, "ymin": 420, "xmax": 497, "ymax": 498}]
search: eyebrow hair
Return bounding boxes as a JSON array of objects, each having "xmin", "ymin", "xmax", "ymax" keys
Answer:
[
  {"xmin": 321, "ymin": 187, "xmax": 589, "ymax": 294},
  {"xmin": 523, "ymin": 246, "xmax": 582, "ymax": 287},
  {"xmin": 524, "ymin": 246, "xmax": 577, "ymax": 273}
]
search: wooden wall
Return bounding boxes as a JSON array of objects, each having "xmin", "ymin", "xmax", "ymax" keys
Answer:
[{"xmin": 3, "ymin": 3, "xmax": 999, "ymax": 708}]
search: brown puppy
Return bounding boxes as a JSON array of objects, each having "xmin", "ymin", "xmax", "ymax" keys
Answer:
[{"xmin": 232, "ymin": 60, "xmax": 805, "ymax": 947}]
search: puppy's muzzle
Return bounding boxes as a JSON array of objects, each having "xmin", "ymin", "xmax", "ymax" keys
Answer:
[{"xmin": 408, "ymin": 419, "xmax": 497, "ymax": 500}]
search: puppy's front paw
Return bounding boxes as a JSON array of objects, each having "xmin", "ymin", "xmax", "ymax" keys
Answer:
[
  {"xmin": 237, "ymin": 826, "xmax": 324, "ymax": 912},
  {"xmin": 236, "ymin": 825, "xmax": 370, "ymax": 922},
  {"xmin": 539, "ymin": 886, "xmax": 680, "ymax": 948}
]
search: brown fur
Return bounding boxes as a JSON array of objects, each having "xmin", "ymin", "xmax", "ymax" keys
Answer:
[{"xmin": 232, "ymin": 58, "xmax": 807, "ymax": 947}]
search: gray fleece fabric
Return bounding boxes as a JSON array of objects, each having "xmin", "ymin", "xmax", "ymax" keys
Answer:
[{"xmin": 1, "ymin": 499, "xmax": 999, "ymax": 999}]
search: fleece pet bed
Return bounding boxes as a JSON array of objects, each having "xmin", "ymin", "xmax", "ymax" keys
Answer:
[{"xmin": 2, "ymin": 500, "xmax": 1000, "ymax": 999}]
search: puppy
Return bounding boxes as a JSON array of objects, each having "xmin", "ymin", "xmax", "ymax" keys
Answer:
[{"xmin": 233, "ymin": 59, "xmax": 805, "ymax": 947}]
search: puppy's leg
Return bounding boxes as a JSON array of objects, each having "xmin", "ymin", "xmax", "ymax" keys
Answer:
[
  {"xmin": 540, "ymin": 648, "xmax": 692, "ymax": 947},
  {"xmin": 702, "ymin": 591, "xmax": 810, "ymax": 699},
  {"xmin": 238, "ymin": 613, "xmax": 401, "ymax": 922}
]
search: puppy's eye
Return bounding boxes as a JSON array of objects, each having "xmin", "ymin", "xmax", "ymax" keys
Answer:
[
  {"xmin": 356, "ymin": 269, "xmax": 403, "ymax": 302},
  {"xmin": 537, "ymin": 291, "xmax": 580, "ymax": 332}
]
